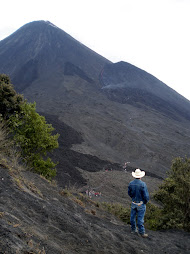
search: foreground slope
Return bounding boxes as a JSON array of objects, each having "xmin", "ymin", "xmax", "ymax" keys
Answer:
[
  {"xmin": 0, "ymin": 20, "xmax": 190, "ymax": 185},
  {"xmin": 0, "ymin": 166, "xmax": 190, "ymax": 254}
]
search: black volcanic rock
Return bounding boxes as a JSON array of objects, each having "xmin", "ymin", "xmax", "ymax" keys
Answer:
[
  {"xmin": 64, "ymin": 62, "xmax": 93, "ymax": 83},
  {"xmin": 0, "ymin": 20, "xmax": 190, "ymax": 183},
  {"xmin": 1, "ymin": 167, "xmax": 190, "ymax": 254}
]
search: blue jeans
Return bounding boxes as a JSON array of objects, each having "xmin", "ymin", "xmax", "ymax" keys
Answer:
[{"xmin": 130, "ymin": 203, "xmax": 146, "ymax": 234}]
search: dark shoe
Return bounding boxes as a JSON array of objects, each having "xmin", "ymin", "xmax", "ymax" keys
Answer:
[{"xmin": 140, "ymin": 233, "xmax": 148, "ymax": 238}]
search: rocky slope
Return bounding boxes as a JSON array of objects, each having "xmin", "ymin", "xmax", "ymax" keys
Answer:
[
  {"xmin": 1, "ymin": 166, "xmax": 190, "ymax": 254},
  {"xmin": 100, "ymin": 61, "xmax": 190, "ymax": 121}
]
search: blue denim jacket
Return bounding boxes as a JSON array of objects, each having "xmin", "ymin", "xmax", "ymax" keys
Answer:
[{"xmin": 128, "ymin": 179, "xmax": 149, "ymax": 204}]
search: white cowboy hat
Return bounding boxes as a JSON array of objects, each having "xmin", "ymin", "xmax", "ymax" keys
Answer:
[{"xmin": 132, "ymin": 168, "xmax": 145, "ymax": 178}]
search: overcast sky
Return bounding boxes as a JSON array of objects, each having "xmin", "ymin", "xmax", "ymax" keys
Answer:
[{"xmin": 0, "ymin": 0, "xmax": 190, "ymax": 100}]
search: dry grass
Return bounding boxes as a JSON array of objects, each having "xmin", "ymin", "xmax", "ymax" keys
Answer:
[
  {"xmin": 0, "ymin": 123, "xmax": 23, "ymax": 171},
  {"xmin": 72, "ymin": 197, "xmax": 85, "ymax": 207},
  {"xmin": 84, "ymin": 209, "xmax": 96, "ymax": 215},
  {"xmin": 59, "ymin": 188, "xmax": 86, "ymax": 207},
  {"xmin": 0, "ymin": 124, "xmax": 44, "ymax": 198},
  {"xmin": 0, "ymin": 123, "xmax": 14, "ymax": 155},
  {"xmin": 26, "ymin": 239, "xmax": 46, "ymax": 254},
  {"xmin": 59, "ymin": 188, "xmax": 72, "ymax": 197},
  {"xmin": 39, "ymin": 175, "xmax": 57, "ymax": 187},
  {"xmin": 0, "ymin": 211, "xmax": 5, "ymax": 218},
  {"xmin": 26, "ymin": 181, "xmax": 43, "ymax": 197}
]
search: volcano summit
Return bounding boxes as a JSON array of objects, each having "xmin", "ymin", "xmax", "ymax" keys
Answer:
[{"xmin": 0, "ymin": 20, "xmax": 190, "ymax": 186}]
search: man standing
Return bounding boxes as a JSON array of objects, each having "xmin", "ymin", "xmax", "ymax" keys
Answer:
[{"xmin": 128, "ymin": 168, "xmax": 149, "ymax": 238}]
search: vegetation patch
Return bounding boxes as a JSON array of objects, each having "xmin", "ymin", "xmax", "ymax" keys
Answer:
[
  {"xmin": 0, "ymin": 212, "xmax": 5, "ymax": 218},
  {"xmin": 72, "ymin": 197, "xmax": 86, "ymax": 208},
  {"xmin": 100, "ymin": 202, "xmax": 131, "ymax": 224},
  {"xmin": 0, "ymin": 74, "xmax": 59, "ymax": 179},
  {"xmin": 84, "ymin": 209, "xmax": 96, "ymax": 215},
  {"xmin": 153, "ymin": 157, "xmax": 190, "ymax": 232}
]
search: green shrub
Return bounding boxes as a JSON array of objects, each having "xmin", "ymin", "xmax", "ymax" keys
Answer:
[
  {"xmin": 154, "ymin": 157, "xmax": 190, "ymax": 231},
  {"xmin": 145, "ymin": 202, "xmax": 162, "ymax": 230},
  {"xmin": 32, "ymin": 155, "xmax": 56, "ymax": 179},
  {"xmin": 0, "ymin": 74, "xmax": 24, "ymax": 119},
  {"xmin": 101, "ymin": 202, "xmax": 131, "ymax": 224},
  {"xmin": 0, "ymin": 74, "xmax": 59, "ymax": 179},
  {"xmin": 8, "ymin": 102, "xmax": 59, "ymax": 179}
]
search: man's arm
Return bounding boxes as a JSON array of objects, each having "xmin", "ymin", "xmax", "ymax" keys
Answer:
[
  {"xmin": 128, "ymin": 184, "xmax": 133, "ymax": 198},
  {"xmin": 142, "ymin": 183, "xmax": 149, "ymax": 204}
]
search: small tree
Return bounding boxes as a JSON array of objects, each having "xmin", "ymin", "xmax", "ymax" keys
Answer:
[
  {"xmin": 0, "ymin": 74, "xmax": 59, "ymax": 179},
  {"xmin": 8, "ymin": 102, "xmax": 59, "ymax": 179},
  {"xmin": 154, "ymin": 157, "xmax": 190, "ymax": 231},
  {"xmin": 0, "ymin": 74, "xmax": 24, "ymax": 119}
]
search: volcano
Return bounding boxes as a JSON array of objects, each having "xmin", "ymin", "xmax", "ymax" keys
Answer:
[{"xmin": 0, "ymin": 20, "xmax": 190, "ymax": 187}]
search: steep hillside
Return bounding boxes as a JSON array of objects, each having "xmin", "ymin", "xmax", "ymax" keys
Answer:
[
  {"xmin": 100, "ymin": 61, "xmax": 190, "ymax": 121},
  {"xmin": 0, "ymin": 117, "xmax": 189, "ymax": 253},
  {"xmin": 0, "ymin": 20, "xmax": 190, "ymax": 185},
  {"xmin": 0, "ymin": 165, "xmax": 190, "ymax": 253}
]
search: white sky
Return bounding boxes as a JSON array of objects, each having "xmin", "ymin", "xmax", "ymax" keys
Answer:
[{"xmin": 0, "ymin": 0, "xmax": 190, "ymax": 101}]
